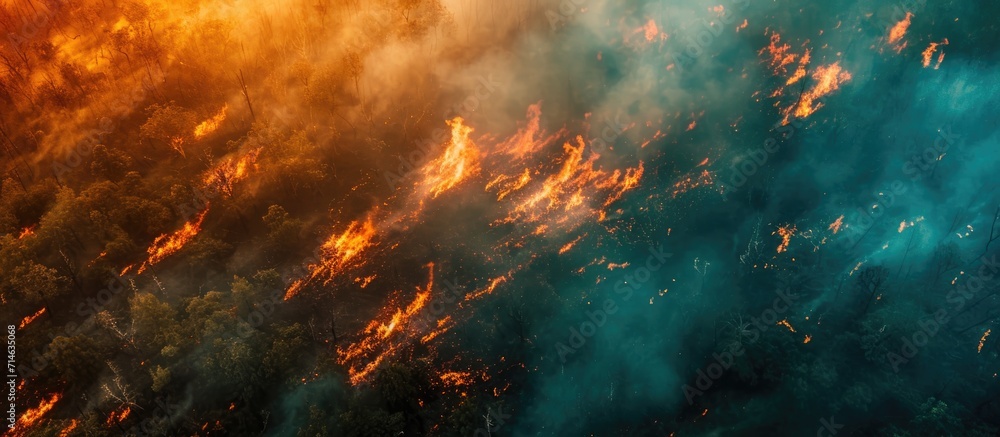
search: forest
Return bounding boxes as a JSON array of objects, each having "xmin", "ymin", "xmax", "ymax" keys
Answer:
[{"xmin": 1, "ymin": 0, "xmax": 999, "ymax": 435}]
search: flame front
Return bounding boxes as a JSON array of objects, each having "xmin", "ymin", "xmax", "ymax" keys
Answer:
[
  {"xmin": 19, "ymin": 308, "xmax": 46, "ymax": 329},
  {"xmin": 193, "ymin": 104, "xmax": 229, "ymax": 139},
  {"xmin": 138, "ymin": 207, "xmax": 210, "ymax": 274},
  {"xmin": 12, "ymin": 393, "xmax": 61, "ymax": 434}
]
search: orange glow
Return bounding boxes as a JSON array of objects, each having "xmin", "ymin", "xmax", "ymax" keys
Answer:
[
  {"xmin": 643, "ymin": 19, "xmax": 659, "ymax": 42},
  {"xmin": 888, "ymin": 12, "xmax": 913, "ymax": 52},
  {"xmin": 828, "ymin": 215, "xmax": 844, "ymax": 234},
  {"xmin": 138, "ymin": 206, "xmax": 210, "ymax": 274},
  {"xmin": 774, "ymin": 224, "xmax": 796, "ymax": 253},
  {"xmin": 19, "ymin": 308, "xmax": 46, "ymax": 329},
  {"xmin": 803, "ymin": 335, "xmax": 812, "ymax": 344},
  {"xmin": 193, "ymin": 104, "xmax": 228, "ymax": 139},
  {"xmin": 980, "ymin": 329, "xmax": 991, "ymax": 353},
  {"xmin": 14, "ymin": 393, "xmax": 61, "ymax": 432},
  {"xmin": 17, "ymin": 226, "xmax": 35, "ymax": 239},
  {"xmin": 559, "ymin": 235, "xmax": 584, "ymax": 255}
]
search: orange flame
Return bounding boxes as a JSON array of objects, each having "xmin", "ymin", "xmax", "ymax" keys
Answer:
[
  {"xmin": 781, "ymin": 62, "xmax": 851, "ymax": 124},
  {"xmin": 14, "ymin": 393, "xmax": 61, "ymax": 432},
  {"xmin": 921, "ymin": 39, "xmax": 948, "ymax": 68},
  {"xmin": 284, "ymin": 216, "xmax": 377, "ymax": 300},
  {"xmin": 759, "ymin": 32, "xmax": 798, "ymax": 75},
  {"xmin": 18, "ymin": 308, "xmax": 46, "ymax": 329},
  {"xmin": 643, "ymin": 19, "xmax": 659, "ymax": 42},
  {"xmin": 888, "ymin": 12, "xmax": 913, "ymax": 52},
  {"xmin": 106, "ymin": 406, "xmax": 131, "ymax": 425},
  {"xmin": 204, "ymin": 148, "xmax": 260, "ymax": 197},
  {"xmin": 828, "ymin": 215, "xmax": 844, "ymax": 234},
  {"xmin": 777, "ymin": 319, "xmax": 796, "ymax": 332},
  {"xmin": 980, "ymin": 329, "xmax": 991, "ymax": 353},
  {"xmin": 17, "ymin": 226, "xmax": 35, "ymax": 239},
  {"xmin": 774, "ymin": 224, "xmax": 797, "ymax": 253},
  {"xmin": 418, "ymin": 117, "xmax": 480, "ymax": 200},
  {"xmin": 193, "ymin": 104, "xmax": 228, "ymax": 139},
  {"xmin": 138, "ymin": 206, "xmax": 210, "ymax": 274},
  {"xmin": 58, "ymin": 419, "xmax": 78, "ymax": 437},
  {"xmin": 339, "ymin": 264, "xmax": 436, "ymax": 385}
]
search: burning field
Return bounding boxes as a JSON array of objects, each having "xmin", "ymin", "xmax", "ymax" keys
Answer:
[{"xmin": 1, "ymin": 0, "xmax": 999, "ymax": 435}]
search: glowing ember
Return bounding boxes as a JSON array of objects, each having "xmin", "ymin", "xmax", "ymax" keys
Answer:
[
  {"xmin": 888, "ymin": 12, "xmax": 913, "ymax": 52},
  {"xmin": 193, "ymin": 104, "xmax": 228, "ymax": 139},
  {"xmin": 759, "ymin": 32, "xmax": 798, "ymax": 75},
  {"xmin": 17, "ymin": 226, "xmax": 35, "ymax": 239},
  {"xmin": 440, "ymin": 371, "xmax": 474, "ymax": 387},
  {"xmin": 777, "ymin": 319, "xmax": 796, "ymax": 332},
  {"xmin": 670, "ymin": 169, "xmax": 713, "ymax": 198},
  {"xmin": 19, "ymin": 308, "xmax": 46, "ymax": 329},
  {"xmin": 803, "ymin": 335, "xmax": 812, "ymax": 344},
  {"xmin": 58, "ymin": 419, "xmax": 78, "ymax": 437},
  {"xmin": 980, "ymin": 329, "xmax": 991, "ymax": 353},
  {"xmin": 774, "ymin": 224, "xmax": 797, "ymax": 253},
  {"xmin": 828, "ymin": 215, "xmax": 844, "ymax": 234},
  {"xmin": 138, "ymin": 206, "xmax": 210, "ymax": 274},
  {"xmin": 106, "ymin": 406, "xmax": 131, "ymax": 425}
]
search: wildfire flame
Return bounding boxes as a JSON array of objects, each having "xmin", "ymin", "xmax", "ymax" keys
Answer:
[
  {"xmin": 106, "ymin": 406, "xmax": 132, "ymax": 425},
  {"xmin": 888, "ymin": 12, "xmax": 913, "ymax": 52},
  {"xmin": 980, "ymin": 329, "xmax": 991, "ymax": 353},
  {"xmin": 284, "ymin": 216, "xmax": 377, "ymax": 300},
  {"xmin": 138, "ymin": 206, "xmax": 210, "ymax": 274},
  {"xmin": 339, "ymin": 264, "xmax": 436, "ymax": 385},
  {"xmin": 193, "ymin": 104, "xmax": 228, "ymax": 139},
  {"xmin": 774, "ymin": 224, "xmax": 797, "ymax": 253},
  {"xmin": 921, "ymin": 39, "xmax": 948, "ymax": 68},
  {"xmin": 13, "ymin": 393, "xmax": 61, "ymax": 433},
  {"xmin": 17, "ymin": 226, "xmax": 35, "ymax": 239},
  {"xmin": 418, "ymin": 117, "xmax": 480, "ymax": 200},
  {"xmin": 828, "ymin": 215, "xmax": 844, "ymax": 234},
  {"xmin": 19, "ymin": 308, "xmax": 46, "ymax": 329},
  {"xmin": 58, "ymin": 419, "xmax": 78, "ymax": 437},
  {"xmin": 204, "ymin": 148, "xmax": 260, "ymax": 197},
  {"xmin": 781, "ymin": 62, "xmax": 852, "ymax": 124}
]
